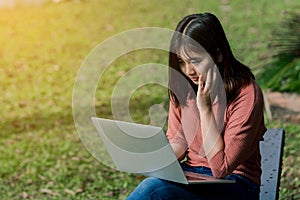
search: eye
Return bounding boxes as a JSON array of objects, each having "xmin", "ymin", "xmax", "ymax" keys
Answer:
[
  {"xmin": 178, "ymin": 59, "xmax": 184, "ymax": 65},
  {"xmin": 191, "ymin": 60, "xmax": 201, "ymax": 65}
]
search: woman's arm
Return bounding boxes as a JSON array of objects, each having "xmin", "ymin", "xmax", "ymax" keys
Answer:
[
  {"xmin": 199, "ymin": 109, "xmax": 224, "ymax": 161},
  {"xmin": 197, "ymin": 67, "xmax": 225, "ymax": 161},
  {"xmin": 170, "ymin": 143, "xmax": 186, "ymax": 161},
  {"xmin": 198, "ymin": 71, "xmax": 266, "ymax": 178},
  {"xmin": 166, "ymin": 98, "xmax": 188, "ymax": 161}
]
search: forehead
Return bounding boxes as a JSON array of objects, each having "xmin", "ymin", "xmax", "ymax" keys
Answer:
[{"xmin": 177, "ymin": 46, "xmax": 209, "ymax": 60}]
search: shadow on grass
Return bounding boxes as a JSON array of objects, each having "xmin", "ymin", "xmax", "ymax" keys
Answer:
[{"xmin": 1, "ymin": 110, "xmax": 74, "ymax": 136}]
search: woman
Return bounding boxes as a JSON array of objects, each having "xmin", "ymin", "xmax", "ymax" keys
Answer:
[{"xmin": 127, "ymin": 12, "xmax": 266, "ymax": 200}]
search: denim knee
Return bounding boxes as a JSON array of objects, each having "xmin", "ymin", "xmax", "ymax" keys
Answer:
[{"xmin": 127, "ymin": 177, "xmax": 168, "ymax": 200}]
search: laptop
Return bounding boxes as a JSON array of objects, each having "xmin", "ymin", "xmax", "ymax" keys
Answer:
[{"xmin": 91, "ymin": 117, "xmax": 235, "ymax": 184}]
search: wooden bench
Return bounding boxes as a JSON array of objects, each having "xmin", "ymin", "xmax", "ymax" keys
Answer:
[{"xmin": 260, "ymin": 128, "xmax": 285, "ymax": 200}]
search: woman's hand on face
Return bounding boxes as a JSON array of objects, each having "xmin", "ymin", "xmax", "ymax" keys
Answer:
[{"xmin": 196, "ymin": 65, "xmax": 218, "ymax": 112}]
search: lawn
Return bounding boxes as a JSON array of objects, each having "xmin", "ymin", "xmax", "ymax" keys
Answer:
[{"xmin": 0, "ymin": 0, "xmax": 299, "ymax": 199}]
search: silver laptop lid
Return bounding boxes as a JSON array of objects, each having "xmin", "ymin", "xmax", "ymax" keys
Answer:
[{"xmin": 91, "ymin": 117, "xmax": 188, "ymax": 184}]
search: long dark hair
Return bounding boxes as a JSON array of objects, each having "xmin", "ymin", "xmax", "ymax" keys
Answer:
[{"xmin": 169, "ymin": 13, "xmax": 255, "ymax": 107}]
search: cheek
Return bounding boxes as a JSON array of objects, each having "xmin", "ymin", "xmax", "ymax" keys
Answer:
[
  {"xmin": 195, "ymin": 62, "xmax": 210, "ymax": 75},
  {"xmin": 179, "ymin": 65, "xmax": 186, "ymax": 75}
]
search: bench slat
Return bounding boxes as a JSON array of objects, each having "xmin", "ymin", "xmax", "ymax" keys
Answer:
[{"xmin": 260, "ymin": 128, "xmax": 285, "ymax": 200}]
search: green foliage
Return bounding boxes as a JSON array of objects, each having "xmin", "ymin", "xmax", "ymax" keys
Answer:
[{"xmin": 258, "ymin": 12, "xmax": 300, "ymax": 93}]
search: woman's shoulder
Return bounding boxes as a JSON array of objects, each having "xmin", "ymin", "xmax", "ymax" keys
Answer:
[
  {"xmin": 230, "ymin": 79, "xmax": 264, "ymax": 107},
  {"xmin": 243, "ymin": 79, "xmax": 263, "ymax": 97}
]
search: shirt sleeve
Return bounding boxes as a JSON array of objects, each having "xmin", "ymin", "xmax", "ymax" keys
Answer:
[
  {"xmin": 166, "ymin": 99, "xmax": 188, "ymax": 148},
  {"xmin": 209, "ymin": 82, "xmax": 266, "ymax": 178}
]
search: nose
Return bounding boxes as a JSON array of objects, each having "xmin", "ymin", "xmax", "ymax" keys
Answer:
[{"xmin": 185, "ymin": 63, "xmax": 196, "ymax": 76}]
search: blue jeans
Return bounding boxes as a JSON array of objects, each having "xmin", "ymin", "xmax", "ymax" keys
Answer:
[{"xmin": 127, "ymin": 164, "xmax": 260, "ymax": 200}]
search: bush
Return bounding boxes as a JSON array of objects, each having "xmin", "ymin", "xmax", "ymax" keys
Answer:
[{"xmin": 258, "ymin": 12, "xmax": 300, "ymax": 93}]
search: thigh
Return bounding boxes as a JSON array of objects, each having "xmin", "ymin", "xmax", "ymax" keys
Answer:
[
  {"xmin": 127, "ymin": 177, "xmax": 248, "ymax": 200},
  {"xmin": 181, "ymin": 164, "xmax": 259, "ymax": 200},
  {"xmin": 127, "ymin": 177, "xmax": 203, "ymax": 200}
]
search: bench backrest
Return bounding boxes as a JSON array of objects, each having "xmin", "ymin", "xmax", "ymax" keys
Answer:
[{"xmin": 260, "ymin": 128, "xmax": 285, "ymax": 200}]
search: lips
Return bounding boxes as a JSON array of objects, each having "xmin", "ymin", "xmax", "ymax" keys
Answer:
[{"xmin": 190, "ymin": 77, "xmax": 199, "ymax": 82}]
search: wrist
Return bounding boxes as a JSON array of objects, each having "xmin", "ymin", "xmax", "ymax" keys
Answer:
[{"xmin": 199, "ymin": 106, "xmax": 212, "ymax": 115}]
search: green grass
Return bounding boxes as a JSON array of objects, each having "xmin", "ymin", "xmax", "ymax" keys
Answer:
[{"xmin": 1, "ymin": 0, "xmax": 300, "ymax": 199}]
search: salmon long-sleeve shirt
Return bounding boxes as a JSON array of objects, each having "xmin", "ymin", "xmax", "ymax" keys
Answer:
[{"xmin": 166, "ymin": 80, "xmax": 266, "ymax": 185}]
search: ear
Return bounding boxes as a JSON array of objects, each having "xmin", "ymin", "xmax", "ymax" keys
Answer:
[{"xmin": 216, "ymin": 48, "xmax": 223, "ymax": 63}]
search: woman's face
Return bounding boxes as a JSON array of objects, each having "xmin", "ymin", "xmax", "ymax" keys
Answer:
[{"xmin": 177, "ymin": 48, "xmax": 216, "ymax": 85}]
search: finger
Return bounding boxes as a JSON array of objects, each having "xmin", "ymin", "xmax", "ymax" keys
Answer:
[
  {"xmin": 198, "ymin": 75, "xmax": 205, "ymax": 89},
  {"xmin": 205, "ymin": 68, "xmax": 212, "ymax": 91},
  {"xmin": 213, "ymin": 65, "xmax": 218, "ymax": 82}
]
